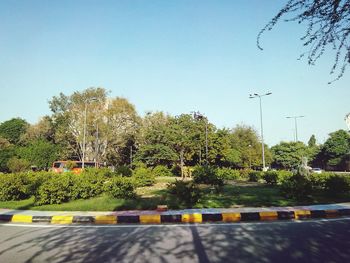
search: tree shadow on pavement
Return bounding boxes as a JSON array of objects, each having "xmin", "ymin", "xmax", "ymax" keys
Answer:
[{"xmin": 0, "ymin": 219, "xmax": 349, "ymax": 263}]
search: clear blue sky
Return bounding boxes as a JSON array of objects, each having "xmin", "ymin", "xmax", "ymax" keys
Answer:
[{"xmin": 0, "ymin": 0, "xmax": 349, "ymax": 146}]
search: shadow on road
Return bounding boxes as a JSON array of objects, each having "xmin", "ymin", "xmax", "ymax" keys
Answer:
[{"xmin": 0, "ymin": 219, "xmax": 349, "ymax": 263}]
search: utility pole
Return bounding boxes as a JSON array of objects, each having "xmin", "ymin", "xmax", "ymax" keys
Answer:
[
  {"xmin": 286, "ymin": 115, "xmax": 305, "ymax": 142},
  {"xmin": 249, "ymin": 92, "xmax": 272, "ymax": 171}
]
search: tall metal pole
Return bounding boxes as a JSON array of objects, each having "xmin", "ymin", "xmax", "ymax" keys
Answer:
[
  {"xmin": 286, "ymin": 116, "xmax": 305, "ymax": 142},
  {"xmin": 258, "ymin": 96, "xmax": 266, "ymax": 171},
  {"xmin": 205, "ymin": 120, "xmax": 208, "ymax": 164},
  {"xmin": 82, "ymin": 98, "xmax": 98, "ymax": 170},
  {"xmin": 82, "ymin": 103, "xmax": 87, "ymax": 169},
  {"xmin": 249, "ymin": 92, "xmax": 272, "ymax": 171}
]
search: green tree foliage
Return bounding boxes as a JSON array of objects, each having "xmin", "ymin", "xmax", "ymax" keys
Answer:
[
  {"xmin": 271, "ymin": 141, "xmax": 311, "ymax": 169},
  {"xmin": 223, "ymin": 125, "xmax": 272, "ymax": 168},
  {"xmin": 0, "ymin": 118, "xmax": 29, "ymax": 145},
  {"xmin": 17, "ymin": 140, "xmax": 60, "ymax": 170},
  {"xmin": 136, "ymin": 112, "xmax": 177, "ymax": 167},
  {"xmin": 308, "ymin": 134, "xmax": 317, "ymax": 147},
  {"xmin": 258, "ymin": 0, "xmax": 350, "ymax": 82},
  {"xmin": 0, "ymin": 137, "xmax": 14, "ymax": 172},
  {"xmin": 315, "ymin": 130, "xmax": 350, "ymax": 170},
  {"xmin": 7, "ymin": 157, "xmax": 31, "ymax": 173},
  {"xmin": 168, "ymin": 114, "xmax": 203, "ymax": 177},
  {"xmin": 20, "ymin": 116, "xmax": 55, "ymax": 144},
  {"xmin": 48, "ymin": 88, "xmax": 140, "ymax": 165}
]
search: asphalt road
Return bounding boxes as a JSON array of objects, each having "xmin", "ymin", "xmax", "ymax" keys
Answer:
[{"xmin": 0, "ymin": 218, "xmax": 349, "ymax": 263}]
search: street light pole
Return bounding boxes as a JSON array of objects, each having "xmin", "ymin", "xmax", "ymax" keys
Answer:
[
  {"xmin": 82, "ymin": 98, "xmax": 98, "ymax": 169},
  {"xmin": 249, "ymin": 92, "xmax": 272, "ymax": 171},
  {"xmin": 193, "ymin": 111, "xmax": 208, "ymax": 164},
  {"xmin": 82, "ymin": 103, "xmax": 88, "ymax": 169},
  {"xmin": 286, "ymin": 115, "xmax": 305, "ymax": 142}
]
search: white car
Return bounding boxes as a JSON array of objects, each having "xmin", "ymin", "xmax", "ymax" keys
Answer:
[{"xmin": 311, "ymin": 168, "xmax": 323, "ymax": 174}]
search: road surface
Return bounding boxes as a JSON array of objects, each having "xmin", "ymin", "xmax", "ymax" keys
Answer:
[{"xmin": 0, "ymin": 218, "xmax": 349, "ymax": 263}]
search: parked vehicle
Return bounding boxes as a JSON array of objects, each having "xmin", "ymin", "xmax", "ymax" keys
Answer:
[
  {"xmin": 311, "ymin": 168, "xmax": 323, "ymax": 174},
  {"xmin": 51, "ymin": 161, "xmax": 99, "ymax": 174}
]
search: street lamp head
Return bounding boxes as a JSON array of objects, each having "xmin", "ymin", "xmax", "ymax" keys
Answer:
[{"xmin": 266, "ymin": 92, "xmax": 272, "ymax": 96}]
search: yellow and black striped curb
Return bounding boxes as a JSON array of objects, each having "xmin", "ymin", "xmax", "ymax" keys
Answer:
[{"xmin": 1, "ymin": 208, "xmax": 349, "ymax": 224}]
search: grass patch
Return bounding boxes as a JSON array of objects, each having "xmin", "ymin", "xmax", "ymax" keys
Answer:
[{"xmin": 1, "ymin": 178, "xmax": 349, "ymax": 211}]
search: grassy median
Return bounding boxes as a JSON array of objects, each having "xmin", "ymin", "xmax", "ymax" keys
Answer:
[{"xmin": 1, "ymin": 176, "xmax": 350, "ymax": 211}]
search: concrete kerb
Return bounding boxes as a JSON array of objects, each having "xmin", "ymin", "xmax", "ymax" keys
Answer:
[{"xmin": 1, "ymin": 203, "xmax": 350, "ymax": 225}]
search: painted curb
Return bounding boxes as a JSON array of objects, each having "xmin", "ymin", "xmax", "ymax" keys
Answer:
[{"xmin": 1, "ymin": 208, "xmax": 350, "ymax": 225}]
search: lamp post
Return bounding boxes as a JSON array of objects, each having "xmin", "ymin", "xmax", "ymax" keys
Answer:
[
  {"xmin": 249, "ymin": 92, "xmax": 272, "ymax": 171},
  {"xmin": 248, "ymin": 144, "xmax": 252, "ymax": 169},
  {"xmin": 286, "ymin": 115, "xmax": 305, "ymax": 142},
  {"xmin": 82, "ymin": 98, "xmax": 98, "ymax": 169},
  {"xmin": 193, "ymin": 111, "xmax": 208, "ymax": 164}
]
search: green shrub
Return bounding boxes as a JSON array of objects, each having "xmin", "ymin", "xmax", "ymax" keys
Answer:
[
  {"xmin": 152, "ymin": 165, "xmax": 173, "ymax": 177},
  {"xmin": 167, "ymin": 180, "xmax": 201, "ymax": 208},
  {"xmin": 280, "ymin": 174, "xmax": 312, "ymax": 200},
  {"xmin": 71, "ymin": 171, "xmax": 105, "ymax": 199},
  {"xmin": 238, "ymin": 169, "xmax": 252, "ymax": 180},
  {"xmin": 193, "ymin": 165, "xmax": 224, "ymax": 187},
  {"xmin": 263, "ymin": 171, "xmax": 279, "ymax": 185},
  {"xmin": 132, "ymin": 167, "xmax": 155, "ymax": 187},
  {"xmin": 25, "ymin": 171, "xmax": 53, "ymax": 195},
  {"xmin": 248, "ymin": 171, "xmax": 263, "ymax": 182},
  {"xmin": 0, "ymin": 173, "xmax": 30, "ymax": 201},
  {"xmin": 114, "ymin": 166, "xmax": 132, "ymax": 177},
  {"xmin": 325, "ymin": 174, "xmax": 350, "ymax": 197},
  {"xmin": 217, "ymin": 168, "xmax": 240, "ymax": 180},
  {"xmin": 309, "ymin": 172, "xmax": 333, "ymax": 190},
  {"xmin": 275, "ymin": 170, "xmax": 293, "ymax": 184},
  {"xmin": 36, "ymin": 173, "xmax": 76, "ymax": 205},
  {"xmin": 103, "ymin": 177, "xmax": 136, "ymax": 199}
]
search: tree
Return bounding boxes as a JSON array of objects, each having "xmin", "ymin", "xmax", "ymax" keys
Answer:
[
  {"xmin": 318, "ymin": 129, "xmax": 350, "ymax": 170},
  {"xmin": 20, "ymin": 116, "xmax": 55, "ymax": 144},
  {"xmin": 271, "ymin": 141, "xmax": 311, "ymax": 169},
  {"xmin": 17, "ymin": 140, "xmax": 60, "ymax": 170},
  {"xmin": 168, "ymin": 114, "xmax": 203, "ymax": 178},
  {"xmin": 136, "ymin": 112, "xmax": 178, "ymax": 167},
  {"xmin": 308, "ymin": 134, "xmax": 317, "ymax": 147},
  {"xmin": 0, "ymin": 118, "xmax": 29, "ymax": 145},
  {"xmin": 7, "ymin": 157, "xmax": 31, "ymax": 173},
  {"xmin": 0, "ymin": 137, "xmax": 15, "ymax": 173},
  {"xmin": 258, "ymin": 0, "xmax": 350, "ymax": 83},
  {"xmin": 226, "ymin": 125, "xmax": 272, "ymax": 168},
  {"xmin": 104, "ymin": 97, "xmax": 140, "ymax": 166}
]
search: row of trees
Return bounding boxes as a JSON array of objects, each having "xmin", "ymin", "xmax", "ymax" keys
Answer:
[{"xmin": 0, "ymin": 88, "xmax": 349, "ymax": 173}]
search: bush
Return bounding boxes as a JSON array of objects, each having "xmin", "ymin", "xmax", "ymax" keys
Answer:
[
  {"xmin": 238, "ymin": 169, "xmax": 252, "ymax": 180},
  {"xmin": 132, "ymin": 167, "xmax": 155, "ymax": 187},
  {"xmin": 217, "ymin": 168, "xmax": 240, "ymax": 180},
  {"xmin": 308, "ymin": 172, "xmax": 333, "ymax": 190},
  {"xmin": 103, "ymin": 177, "xmax": 136, "ymax": 199},
  {"xmin": 280, "ymin": 174, "xmax": 312, "ymax": 200},
  {"xmin": 25, "ymin": 171, "xmax": 53, "ymax": 195},
  {"xmin": 248, "ymin": 171, "xmax": 263, "ymax": 182},
  {"xmin": 114, "ymin": 166, "xmax": 132, "ymax": 177},
  {"xmin": 36, "ymin": 173, "xmax": 76, "ymax": 205},
  {"xmin": 193, "ymin": 165, "xmax": 224, "ymax": 187},
  {"xmin": 167, "ymin": 180, "xmax": 201, "ymax": 208},
  {"xmin": 0, "ymin": 173, "xmax": 30, "ymax": 201},
  {"xmin": 152, "ymin": 165, "xmax": 173, "ymax": 177},
  {"xmin": 71, "ymin": 170, "xmax": 105, "ymax": 199},
  {"xmin": 325, "ymin": 174, "xmax": 350, "ymax": 197},
  {"xmin": 263, "ymin": 171, "xmax": 279, "ymax": 185},
  {"xmin": 275, "ymin": 170, "xmax": 293, "ymax": 184}
]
